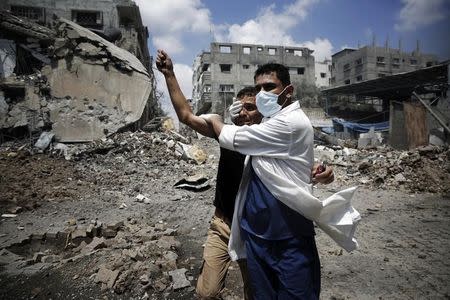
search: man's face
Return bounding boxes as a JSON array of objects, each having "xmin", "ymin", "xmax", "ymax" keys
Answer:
[
  {"xmin": 254, "ymin": 71, "xmax": 291, "ymax": 106},
  {"xmin": 235, "ymin": 95, "xmax": 262, "ymax": 126}
]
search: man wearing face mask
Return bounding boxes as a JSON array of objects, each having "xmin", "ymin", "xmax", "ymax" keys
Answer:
[
  {"xmin": 203, "ymin": 63, "xmax": 360, "ymax": 299},
  {"xmin": 156, "ymin": 50, "xmax": 338, "ymax": 299}
]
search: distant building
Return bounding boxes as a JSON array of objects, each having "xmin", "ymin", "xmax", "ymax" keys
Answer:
[
  {"xmin": 315, "ymin": 59, "xmax": 331, "ymax": 88},
  {"xmin": 0, "ymin": 0, "xmax": 151, "ymax": 71},
  {"xmin": 330, "ymin": 45, "xmax": 439, "ymax": 86},
  {"xmin": 192, "ymin": 42, "xmax": 316, "ymax": 117}
]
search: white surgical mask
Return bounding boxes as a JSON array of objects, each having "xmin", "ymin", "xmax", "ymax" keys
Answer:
[{"xmin": 255, "ymin": 85, "xmax": 290, "ymax": 117}]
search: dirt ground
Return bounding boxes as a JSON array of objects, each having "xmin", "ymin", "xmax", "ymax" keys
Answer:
[{"xmin": 0, "ymin": 131, "xmax": 449, "ymax": 299}]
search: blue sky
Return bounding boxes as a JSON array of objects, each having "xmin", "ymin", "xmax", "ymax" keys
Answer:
[{"xmin": 134, "ymin": 0, "xmax": 450, "ymax": 117}]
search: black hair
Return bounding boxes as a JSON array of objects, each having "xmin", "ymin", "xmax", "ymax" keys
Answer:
[
  {"xmin": 254, "ymin": 63, "xmax": 291, "ymax": 86},
  {"xmin": 236, "ymin": 86, "xmax": 257, "ymax": 99}
]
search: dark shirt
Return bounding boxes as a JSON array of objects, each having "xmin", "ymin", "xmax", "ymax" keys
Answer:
[
  {"xmin": 213, "ymin": 147, "xmax": 245, "ymax": 221},
  {"xmin": 241, "ymin": 167, "xmax": 315, "ymax": 240}
]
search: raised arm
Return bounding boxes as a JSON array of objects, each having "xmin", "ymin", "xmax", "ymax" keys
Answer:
[{"xmin": 156, "ymin": 49, "xmax": 215, "ymax": 138}]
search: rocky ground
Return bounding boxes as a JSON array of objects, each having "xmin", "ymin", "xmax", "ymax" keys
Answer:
[{"xmin": 0, "ymin": 129, "xmax": 449, "ymax": 299}]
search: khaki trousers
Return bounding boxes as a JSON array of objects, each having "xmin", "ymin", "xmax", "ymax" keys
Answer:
[{"xmin": 196, "ymin": 215, "xmax": 250, "ymax": 299}]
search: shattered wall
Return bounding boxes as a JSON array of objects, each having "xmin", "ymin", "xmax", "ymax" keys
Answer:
[
  {"xmin": 0, "ymin": 39, "xmax": 16, "ymax": 79},
  {"xmin": 0, "ymin": 11, "xmax": 158, "ymax": 142},
  {"xmin": 44, "ymin": 19, "xmax": 153, "ymax": 142}
]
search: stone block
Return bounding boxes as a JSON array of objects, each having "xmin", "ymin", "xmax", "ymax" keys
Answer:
[{"xmin": 168, "ymin": 268, "xmax": 191, "ymax": 290}]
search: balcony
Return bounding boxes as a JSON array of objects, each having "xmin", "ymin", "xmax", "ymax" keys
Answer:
[{"xmin": 200, "ymin": 71, "xmax": 211, "ymax": 84}]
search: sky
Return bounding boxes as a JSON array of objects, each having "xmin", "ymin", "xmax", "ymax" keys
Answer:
[{"xmin": 134, "ymin": 0, "xmax": 450, "ymax": 118}]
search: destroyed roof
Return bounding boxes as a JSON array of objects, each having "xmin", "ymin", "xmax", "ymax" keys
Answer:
[
  {"xmin": 0, "ymin": 9, "xmax": 55, "ymax": 40},
  {"xmin": 60, "ymin": 18, "xmax": 149, "ymax": 76},
  {"xmin": 0, "ymin": 10, "xmax": 155, "ymax": 143},
  {"xmin": 322, "ymin": 61, "xmax": 449, "ymax": 100}
]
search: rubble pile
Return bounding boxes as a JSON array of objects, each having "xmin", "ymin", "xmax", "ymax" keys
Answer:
[
  {"xmin": 1, "ymin": 124, "xmax": 448, "ymax": 298},
  {"xmin": 316, "ymin": 144, "xmax": 450, "ymax": 193},
  {"xmin": 0, "ymin": 218, "xmax": 193, "ymax": 297},
  {"xmin": 0, "ymin": 128, "xmax": 218, "ymax": 298},
  {"xmin": 52, "ymin": 130, "xmax": 208, "ymax": 165},
  {"xmin": 0, "ymin": 72, "xmax": 51, "ymax": 133},
  {"xmin": 0, "ymin": 128, "xmax": 214, "ymax": 213}
]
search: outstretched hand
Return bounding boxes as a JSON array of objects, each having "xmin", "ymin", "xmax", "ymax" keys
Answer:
[{"xmin": 156, "ymin": 49, "xmax": 174, "ymax": 76}]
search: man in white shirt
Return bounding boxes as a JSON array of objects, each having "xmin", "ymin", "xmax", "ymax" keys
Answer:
[{"xmin": 203, "ymin": 63, "xmax": 359, "ymax": 299}]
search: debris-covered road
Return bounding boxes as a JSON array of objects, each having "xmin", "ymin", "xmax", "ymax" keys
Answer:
[{"xmin": 0, "ymin": 130, "xmax": 449, "ymax": 299}]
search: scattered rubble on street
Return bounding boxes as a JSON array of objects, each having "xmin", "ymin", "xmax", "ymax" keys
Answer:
[
  {"xmin": 0, "ymin": 124, "xmax": 449, "ymax": 298},
  {"xmin": 315, "ymin": 143, "xmax": 450, "ymax": 193},
  {"xmin": 0, "ymin": 127, "xmax": 215, "ymax": 299}
]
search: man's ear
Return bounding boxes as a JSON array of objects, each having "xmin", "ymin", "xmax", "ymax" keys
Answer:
[{"xmin": 286, "ymin": 84, "xmax": 294, "ymax": 98}]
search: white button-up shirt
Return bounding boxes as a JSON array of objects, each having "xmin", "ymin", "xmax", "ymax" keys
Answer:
[{"xmin": 218, "ymin": 101, "xmax": 360, "ymax": 260}]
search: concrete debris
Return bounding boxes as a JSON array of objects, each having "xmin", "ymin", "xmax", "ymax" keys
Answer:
[
  {"xmin": 168, "ymin": 268, "xmax": 191, "ymax": 290},
  {"xmin": 7, "ymin": 206, "xmax": 23, "ymax": 214},
  {"xmin": 316, "ymin": 144, "xmax": 450, "ymax": 193},
  {"xmin": 0, "ymin": 10, "xmax": 159, "ymax": 143},
  {"xmin": 42, "ymin": 130, "xmax": 209, "ymax": 170},
  {"xmin": 1, "ymin": 214, "xmax": 17, "ymax": 218},
  {"xmin": 136, "ymin": 194, "xmax": 151, "ymax": 204},
  {"xmin": 0, "ymin": 39, "xmax": 16, "ymax": 78},
  {"xmin": 1, "ymin": 216, "xmax": 184, "ymax": 295},
  {"xmin": 174, "ymin": 173, "xmax": 210, "ymax": 191},
  {"xmin": 32, "ymin": 252, "xmax": 45, "ymax": 263},
  {"xmin": 0, "ymin": 249, "xmax": 24, "ymax": 265},
  {"xmin": 34, "ymin": 131, "xmax": 54, "ymax": 150},
  {"xmin": 394, "ymin": 173, "xmax": 407, "ymax": 183},
  {"xmin": 96, "ymin": 266, "xmax": 120, "ymax": 289},
  {"xmin": 357, "ymin": 127, "xmax": 383, "ymax": 149},
  {"xmin": 45, "ymin": 19, "xmax": 152, "ymax": 142},
  {"xmin": 176, "ymin": 142, "xmax": 208, "ymax": 164},
  {"xmin": 1, "ymin": 105, "xmax": 447, "ymax": 298},
  {"xmin": 0, "ymin": 10, "xmax": 55, "ymax": 41}
]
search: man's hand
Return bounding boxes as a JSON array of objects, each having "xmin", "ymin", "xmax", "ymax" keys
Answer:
[
  {"xmin": 312, "ymin": 163, "xmax": 334, "ymax": 184},
  {"xmin": 229, "ymin": 98, "xmax": 242, "ymax": 123},
  {"xmin": 156, "ymin": 49, "xmax": 174, "ymax": 76}
]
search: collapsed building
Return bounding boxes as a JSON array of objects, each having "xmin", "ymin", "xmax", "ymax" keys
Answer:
[{"xmin": 0, "ymin": 2, "xmax": 161, "ymax": 143}]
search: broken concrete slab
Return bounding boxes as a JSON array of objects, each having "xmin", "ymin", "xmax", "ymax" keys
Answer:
[
  {"xmin": 168, "ymin": 268, "xmax": 191, "ymax": 290},
  {"xmin": 0, "ymin": 39, "xmax": 16, "ymax": 79},
  {"xmin": 95, "ymin": 266, "xmax": 120, "ymax": 289},
  {"xmin": 59, "ymin": 19, "xmax": 148, "ymax": 76},
  {"xmin": 44, "ymin": 54, "xmax": 151, "ymax": 142},
  {"xmin": 0, "ymin": 249, "xmax": 25, "ymax": 265},
  {"xmin": 81, "ymin": 237, "xmax": 107, "ymax": 255},
  {"xmin": 34, "ymin": 131, "xmax": 54, "ymax": 150},
  {"xmin": 0, "ymin": 12, "xmax": 158, "ymax": 142}
]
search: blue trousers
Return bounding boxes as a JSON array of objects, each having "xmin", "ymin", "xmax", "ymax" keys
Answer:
[{"xmin": 243, "ymin": 231, "xmax": 321, "ymax": 300}]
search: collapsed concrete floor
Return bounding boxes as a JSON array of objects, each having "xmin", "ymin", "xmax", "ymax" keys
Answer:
[
  {"xmin": 1, "ymin": 10, "xmax": 160, "ymax": 143},
  {"xmin": 0, "ymin": 131, "xmax": 449, "ymax": 299}
]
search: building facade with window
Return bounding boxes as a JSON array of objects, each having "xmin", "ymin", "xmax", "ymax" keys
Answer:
[
  {"xmin": 192, "ymin": 42, "xmax": 315, "ymax": 118},
  {"xmin": 330, "ymin": 45, "xmax": 439, "ymax": 86},
  {"xmin": 315, "ymin": 59, "xmax": 331, "ymax": 88},
  {"xmin": 0, "ymin": 0, "xmax": 151, "ymax": 71}
]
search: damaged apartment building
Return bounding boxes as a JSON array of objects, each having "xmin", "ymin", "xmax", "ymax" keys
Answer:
[
  {"xmin": 192, "ymin": 42, "xmax": 316, "ymax": 119},
  {"xmin": 0, "ymin": 0, "xmax": 161, "ymax": 142},
  {"xmin": 322, "ymin": 43, "xmax": 449, "ymax": 150}
]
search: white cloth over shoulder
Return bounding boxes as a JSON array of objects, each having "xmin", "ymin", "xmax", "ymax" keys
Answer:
[{"xmin": 218, "ymin": 101, "xmax": 360, "ymax": 261}]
